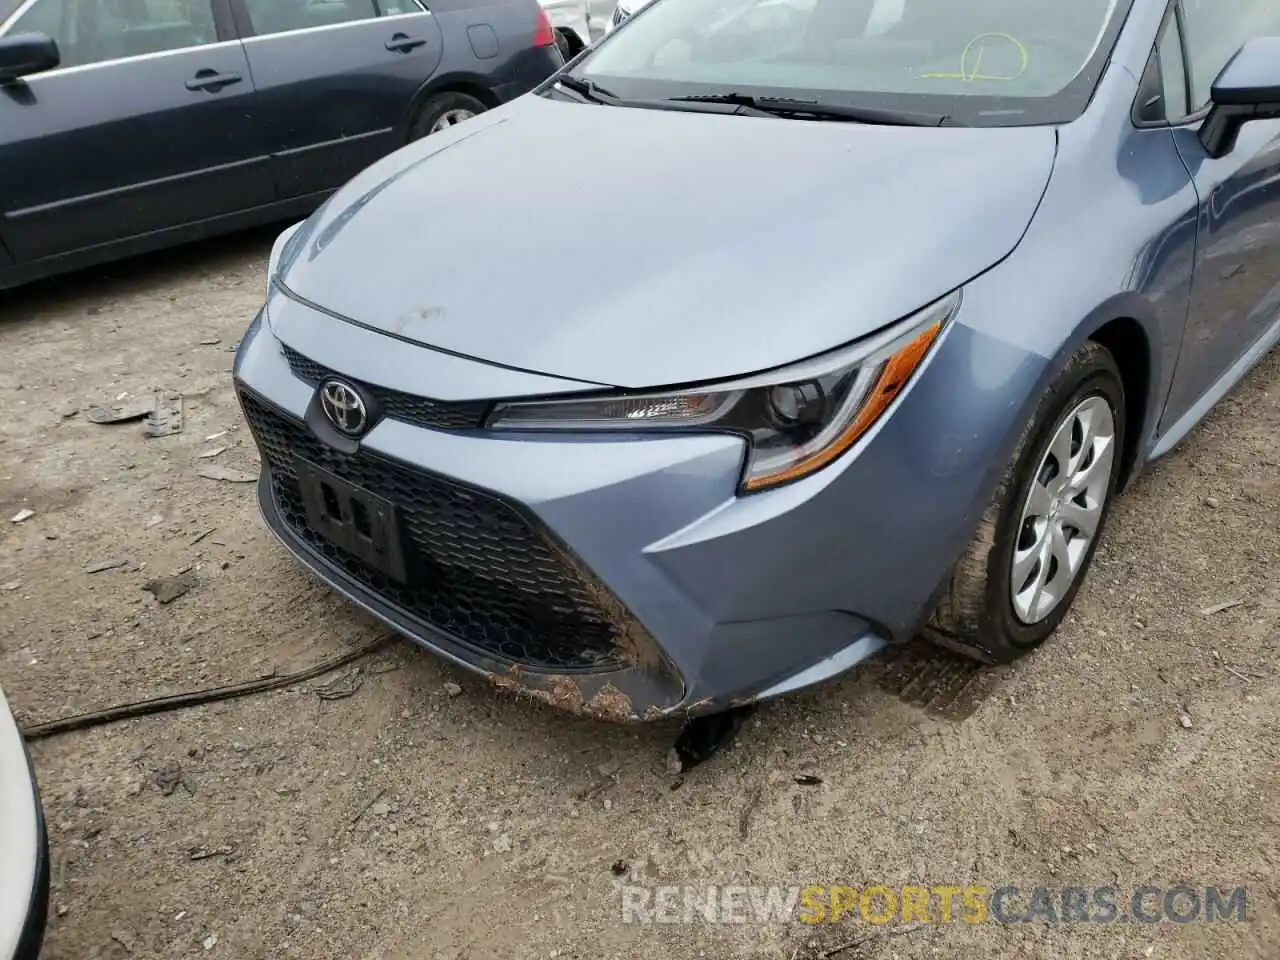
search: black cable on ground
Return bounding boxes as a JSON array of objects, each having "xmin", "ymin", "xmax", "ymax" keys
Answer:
[{"xmin": 20, "ymin": 633, "xmax": 395, "ymax": 742}]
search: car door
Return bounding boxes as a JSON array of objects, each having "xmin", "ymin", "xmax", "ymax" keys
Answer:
[
  {"xmin": 1159, "ymin": 0, "xmax": 1280, "ymax": 427},
  {"xmin": 231, "ymin": 0, "xmax": 444, "ymax": 200},
  {"xmin": 0, "ymin": 0, "xmax": 275, "ymax": 264}
]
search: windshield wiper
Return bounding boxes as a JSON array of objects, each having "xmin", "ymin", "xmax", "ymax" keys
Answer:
[
  {"xmin": 552, "ymin": 76, "xmax": 779, "ymax": 118},
  {"xmin": 554, "ymin": 75, "xmax": 624, "ymax": 105},
  {"xmin": 666, "ymin": 93, "xmax": 964, "ymax": 126}
]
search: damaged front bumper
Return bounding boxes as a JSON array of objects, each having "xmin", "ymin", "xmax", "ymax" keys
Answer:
[
  {"xmin": 254, "ymin": 464, "xmax": 687, "ymax": 722},
  {"xmin": 232, "ymin": 291, "xmax": 1017, "ymax": 720}
]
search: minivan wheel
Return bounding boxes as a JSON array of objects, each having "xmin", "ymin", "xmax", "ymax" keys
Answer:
[
  {"xmin": 926, "ymin": 340, "xmax": 1125, "ymax": 664},
  {"xmin": 408, "ymin": 92, "xmax": 488, "ymax": 141}
]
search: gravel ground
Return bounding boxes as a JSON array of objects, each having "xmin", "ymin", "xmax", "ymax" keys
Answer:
[{"xmin": 0, "ymin": 231, "xmax": 1277, "ymax": 960}]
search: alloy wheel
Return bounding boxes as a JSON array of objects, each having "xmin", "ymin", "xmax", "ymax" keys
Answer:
[
  {"xmin": 429, "ymin": 108, "xmax": 476, "ymax": 134},
  {"xmin": 1010, "ymin": 394, "xmax": 1117, "ymax": 625}
]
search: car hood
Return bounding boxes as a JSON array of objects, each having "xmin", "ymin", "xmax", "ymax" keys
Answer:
[{"xmin": 278, "ymin": 95, "xmax": 1057, "ymax": 388}]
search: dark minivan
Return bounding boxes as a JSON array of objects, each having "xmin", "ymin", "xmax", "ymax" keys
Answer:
[{"xmin": 0, "ymin": 0, "xmax": 562, "ymax": 289}]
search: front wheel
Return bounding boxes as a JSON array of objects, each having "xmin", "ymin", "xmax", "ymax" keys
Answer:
[
  {"xmin": 407, "ymin": 91, "xmax": 488, "ymax": 142},
  {"xmin": 926, "ymin": 340, "xmax": 1126, "ymax": 664}
]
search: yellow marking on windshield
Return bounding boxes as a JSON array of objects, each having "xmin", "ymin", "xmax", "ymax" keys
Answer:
[{"xmin": 920, "ymin": 33, "xmax": 1030, "ymax": 82}]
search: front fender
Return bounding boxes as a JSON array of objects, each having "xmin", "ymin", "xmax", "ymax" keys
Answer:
[{"xmin": 954, "ymin": 65, "xmax": 1198, "ymax": 487}]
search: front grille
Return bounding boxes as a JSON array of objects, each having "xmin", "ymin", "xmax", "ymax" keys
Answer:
[
  {"xmin": 241, "ymin": 392, "xmax": 634, "ymax": 671},
  {"xmin": 281, "ymin": 344, "xmax": 489, "ymax": 432}
]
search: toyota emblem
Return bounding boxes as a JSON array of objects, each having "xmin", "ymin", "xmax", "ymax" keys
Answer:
[{"xmin": 319, "ymin": 379, "xmax": 369, "ymax": 436}]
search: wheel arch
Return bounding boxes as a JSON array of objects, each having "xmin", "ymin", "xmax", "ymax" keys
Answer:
[
  {"xmin": 401, "ymin": 73, "xmax": 502, "ymax": 141},
  {"xmin": 1033, "ymin": 293, "xmax": 1168, "ymax": 495},
  {"xmin": 1088, "ymin": 316, "xmax": 1154, "ymax": 493}
]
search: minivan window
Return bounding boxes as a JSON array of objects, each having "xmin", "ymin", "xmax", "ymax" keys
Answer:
[{"xmin": 568, "ymin": 0, "xmax": 1135, "ymax": 126}]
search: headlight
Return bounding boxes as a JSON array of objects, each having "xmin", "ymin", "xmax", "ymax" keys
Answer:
[
  {"xmin": 266, "ymin": 220, "xmax": 306, "ymax": 295},
  {"xmin": 486, "ymin": 291, "xmax": 958, "ymax": 493}
]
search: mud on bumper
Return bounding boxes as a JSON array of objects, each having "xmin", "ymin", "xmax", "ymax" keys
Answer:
[{"xmin": 242, "ymin": 390, "xmax": 687, "ymax": 721}]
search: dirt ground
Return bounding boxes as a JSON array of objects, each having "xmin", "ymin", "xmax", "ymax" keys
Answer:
[{"xmin": 0, "ymin": 231, "xmax": 1277, "ymax": 960}]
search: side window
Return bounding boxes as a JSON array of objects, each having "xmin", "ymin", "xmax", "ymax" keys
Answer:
[
  {"xmin": 1134, "ymin": 9, "xmax": 1189, "ymax": 124},
  {"xmin": 6, "ymin": 0, "xmax": 218, "ymax": 69},
  {"xmin": 5, "ymin": 0, "xmax": 69, "ymax": 45},
  {"xmin": 1157, "ymin": 11, "xmax": 1189, "ymax": 120},
  {"xmin": 243, "ymin": 0, "xmax": 420, "ymax": 37},
  {"xmin": 1180, "ymin": 0, "xmax": 1280, "ymax": 109}
]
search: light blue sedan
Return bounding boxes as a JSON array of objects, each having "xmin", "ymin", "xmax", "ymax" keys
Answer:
[{"xmin": 233, "ymin": 0, "xmax": 1280, "ymax": 722}]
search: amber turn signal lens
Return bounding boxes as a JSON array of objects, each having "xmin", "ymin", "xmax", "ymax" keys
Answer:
[{"xmin": 741, "ymin": 320, "xmax": 943, "ymax": 492}]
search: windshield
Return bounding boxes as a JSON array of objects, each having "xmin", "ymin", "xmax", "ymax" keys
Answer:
[{"xmin": 569, "ymin": 0, "xmax": 1133, "ymax": 125}]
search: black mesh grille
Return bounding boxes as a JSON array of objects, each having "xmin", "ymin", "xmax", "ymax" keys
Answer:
[
  {"xmin": 280, "ymin": 344, "xmax": 489, "ymax": 432},
  {"xmin": 240, "ymin": 391, "xmax": 634, "ymax": 671}
]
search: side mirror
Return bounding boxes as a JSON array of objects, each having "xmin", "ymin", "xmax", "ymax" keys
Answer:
[
  {"xmin": 1200, "ymin": 37, "xmax": 1280, "ymax": 159},
  {"xmin": 0, "ymin": 32, "xmax": 59, "ymax": 83}
]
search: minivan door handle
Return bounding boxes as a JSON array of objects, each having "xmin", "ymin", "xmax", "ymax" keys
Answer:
[
  {"xmin": 385, "ymin": 33, "xmax": 426, "ymax": 52},
  {"xmin": 185, "ymin": 69, "xmax": 243, "ymax": 92}
]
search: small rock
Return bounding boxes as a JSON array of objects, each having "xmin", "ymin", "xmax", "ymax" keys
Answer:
[
  {"xmin": 492, "ymin": 834, "xmax": 512, "ymax": 853},
  {"xmin": 1178, "ymin": 713, "xmax": 1193, "ymax": 729},
  {"xmin": 202, "ymin": 933, "xmax": 218, "ymax": 950},
  {"xmin": 199, "ymin": 338, "xmax": 221, "ymax": 346},
  {"xmin": 602, "ymin": 798, "xmax": 613, "ymax": 811},
  {"xmin": 486, "ymin": 821, "xmax": 500, "ymax": 833},
  {"xmin": 154, "ymin": 760, "xmax": 186, "ymax": 796},
  {"xmin": 110, "ymin": 929, "xmax": 135, "ymax": 952},
  {"xmin": 1204, "ymin": 496, "xmax": 1221, "ymax": 509},
  {"xmin": 143, "ymin": 571, "xmax": 197, "ymax": 605},
  {"xmin": 442, "ymin": 681, "xmax": 463, "ymax": 697},
  {"xmin": 10, "ymin": 508, "xmax": 34, "ymax": 523},
  {"xmin": 56, "ymin": 904, "xmax": 68, "ymax": 917},
  {"xmin": 1, "ymin": 581, "xmax": 20, "ymax": 591},
  {"xmin": 665, "ymin": 748, "xmax": 683, "ymax": 775},
  {"xmin": 369, "ymin": 801, "xmax": 391, "ymax": 817},
  {"xmin": 197, "ymin": 447, "xmax": 227, "ymax": 460}
]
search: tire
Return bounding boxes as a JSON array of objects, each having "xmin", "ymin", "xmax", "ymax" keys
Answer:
[
  {"xmin": 556, "ymin": 28, "xmax": 573, "ymax": 61},
  {"xmin": 925, "ymin": 340, "xmax": 1126, "ymax": 664},
  {"xmin": 407, "ymin": 91, "xmax": 489, "ymax": 142}
]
